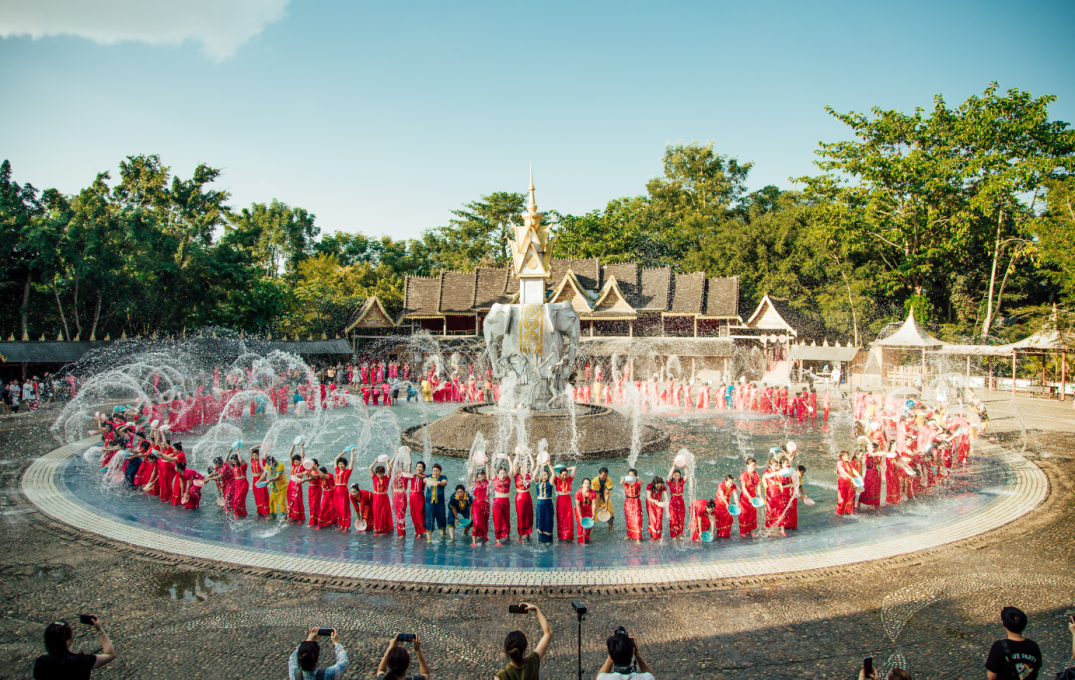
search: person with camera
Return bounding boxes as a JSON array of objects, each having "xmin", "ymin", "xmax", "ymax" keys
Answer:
[
  {"xmin": 34, "ymin": 614, "xmax": 116, "ymax": 679},
  {"xmin": 596, "ymin": 629, "xmax": 653, "ymax": 680},
  {"xmin": 497, "ymin": 603, "xmax": 552, "ymax": 680},
  {"xmin": 289, "ymin": 627, "xmax": 349, "ymax": 680},
  {"xmin": 376, "ymin": 634, "xmax": 429, "ymax": 680},
  {"xmin": 857, "ymin": 665, "xmax": 910, "ymax": 680}
]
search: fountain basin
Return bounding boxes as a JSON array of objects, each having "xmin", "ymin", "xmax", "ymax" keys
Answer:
[{"xmin": 402, "ymin": 404, "xmax": 669, "ymax": 458}]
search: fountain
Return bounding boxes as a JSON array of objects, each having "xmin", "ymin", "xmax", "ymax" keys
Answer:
[{"xmin": 401, "ymin": 170, "xmax": 668, "ymax": 458}]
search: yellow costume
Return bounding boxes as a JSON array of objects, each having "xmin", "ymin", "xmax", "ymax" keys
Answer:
[
  {"xmin": 268, "ymin": 462, "xmax": 287, "ymax": 517},
  {"xmin": 592, "ymin": 477, "xmax": 614, "ymax": 518},
  {"xmin": 421, "ymin": 379, "xmax": 433, "ymax": 403}
]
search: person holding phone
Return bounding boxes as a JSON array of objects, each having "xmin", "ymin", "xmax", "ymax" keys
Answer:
[
  {"xmin": 376, "ymin": 634, "xmax": 429, "ymax": 680},
  {"xmin": 497, "ymin": 603, "xmax": 552, "ymax": 680},
  {"xmin": 289, "ymin": 627, "xmax": 349, "ymax": 680},
  {"xmin": 34, "ymin": 615, "xmax": 116, "ymax": 678}
]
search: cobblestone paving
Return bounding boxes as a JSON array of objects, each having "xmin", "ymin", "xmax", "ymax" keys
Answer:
[{"xmin": 0, "ymin": 396, "xmax": 1072, "ymax": 679}]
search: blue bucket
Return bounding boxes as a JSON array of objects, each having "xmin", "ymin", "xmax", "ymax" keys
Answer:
[
  {"xmin": 700, "ymin": 531, "xmax": 714, "ymax": 542},
  {"xmin": 581, "ymin": 517, "xmax": 595, "ymax": 529},
  {"xmin": 457, "ymin": 516, "xmax": 471, "ymax": 527}
]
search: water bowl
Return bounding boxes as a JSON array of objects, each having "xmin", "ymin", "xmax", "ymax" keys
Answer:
[
  {"xmin": 750, "ymin": 497, "xmax": 765, "ymax": 508},
  {"xmin": 473, "ymin": 452, "xmax": 488, "ymax": 465},
  {"xmin": 255, "ymin": 481, "xmax": 268, "ymax": 488},
  {"xmin": 700, "ymin": 531, "xmax": 714, "ymax": 542},
  {"xmin": 150, "ymin": 419, "xmax": 160, "ymax": 429},
  {"xmin": 580, "ymin": 517, "xmax": 595, "ymax": 529},
  {"xmin": 803, "ymin": 497, "xmax": 816, "ymax": 506},
  {"xmin": 192, "ymin": 479, "xmax": 205, "ymax": 487},
  {"xmin": 293, "ymin": 435, "xmax": 304, "ymax": 446},
  {"xmin": 624, "ymin": 475, "xmax": 637, "ymax": 484},
  {"xmin": 456, "ymin": 516, "xmax": 471, "ymax": 527},
  {"xmin": 302, "ymin": 460, "xmax": 314, "ymax": 470},
  {"xmin": 356, "ymin": 520, "xmax": 367, "ymax": 531},
  {"xmin": 596, "ymin": 509, "xmax": 611, "ymax": 522},
  {"xmin": 674, "ymin": 452, "xmax": 688, "ymax": 467},
  {"xmin": 728, "ymin": 503, "xmax": 741, "ymax": 516},
  {"xmin": 289, "ymin": 474, "xmax": 302, "ymax": 483},
  {"xmin": 231, "ymin": 440, "xmax": 242, "ymax": 450},
  {"xmin": 779, "ymin": 469, "xmax": 793, "ymax": 477},
  {"xmin": 851, "ymin": 476, "xmax": 865, "ymax": 488},
  {"xmin": 344, "ymin": 445, "xmax": 355, "ymax": 453},
  {"xmin": 786, "ymin": 441, "xmax": 797, "ymax": 453},
  {"xmin": 536, "ymin": 452, "xmax": 550, "ymax": 466}
]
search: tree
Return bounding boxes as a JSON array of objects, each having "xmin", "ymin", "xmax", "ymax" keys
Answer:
[
  {"xmin": 1039, "ymin": 175, "xmax": 1075, "ymax": 301},
  {"xmin": 422, "ymin": 192, "xmax": 525, "ymax": 271},
  {"xmin": 0, "ymin": 160, "xmax": 43, "ymax": 339},
  {"xmin": 227, "ymin": 200, "xmax": 319, "ymax": 279}
]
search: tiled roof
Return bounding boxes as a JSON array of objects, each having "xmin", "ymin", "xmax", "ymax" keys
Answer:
[
  {"xmin": 703, "ymin": 277, "xmax": 739, "ymax": 318},
  {"xmin": 474, "ymin": 268, "xmax": 511, "ymax": 309},
  {"xmin": 344, "ymin": 296, "xmax": 396, "ymax": 332},
  {"xmin": 403, "ymin": 276, "xmax": 443, "ymax": 317},
  {"xmin": 438, "ymin": 271, "xmax": 477, "ymax": 314},
  {"xmin": 670, "ymin": 272, "xmax": 705, "ymax": 314},
  {"xmin": 637, "ymin": 267, "xmax": 672, "ymax": 311},
  {"xmin": 602, "ymin": 263, "xmax": 639, "ymax": 306},
  {"xmin": 569, "ymin": 258, "xmax": 600, "ymax": 291}
]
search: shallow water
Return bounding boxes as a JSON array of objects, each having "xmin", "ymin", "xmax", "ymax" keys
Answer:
[{"xmin": 61, "ymin": 403, "xmax": 1004, "ymax": 571}]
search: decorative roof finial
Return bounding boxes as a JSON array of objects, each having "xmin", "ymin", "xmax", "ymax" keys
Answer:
[{"xmin": 528, "ymin": 162, "xmax": 537, "ymax": 212}]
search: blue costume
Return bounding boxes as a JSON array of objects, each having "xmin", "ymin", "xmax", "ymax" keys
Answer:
[
  {"xmin": 535, "ymin": 479, "xmax": 554, "ymax": 543},
  {"xmin": 424, "ymin": 474, "xmax": 448, "ymax": 530}
]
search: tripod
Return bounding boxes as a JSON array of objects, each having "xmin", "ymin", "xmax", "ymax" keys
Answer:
[{"xmin": 572, "ymin": 600, "xmax": 587, "ymax": 680}]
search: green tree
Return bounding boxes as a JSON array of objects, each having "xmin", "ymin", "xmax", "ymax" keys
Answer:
[
  {"xmin": 422, "ymin": 191, "xmax": 525, "ymax": 271},
  {"xmin": 0, "ymin": 160, "xmax": 44, "ymax": 339}
]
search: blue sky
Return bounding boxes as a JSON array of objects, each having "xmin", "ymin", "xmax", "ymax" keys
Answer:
[{"xmin": 2, "ymin": 0, "xmax": 1072, "ymax": 241}]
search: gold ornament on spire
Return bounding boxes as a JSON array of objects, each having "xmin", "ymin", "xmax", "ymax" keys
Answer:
[{"xmin": 510, "ymin": 165, "xmax": 556, "ymax": 280}]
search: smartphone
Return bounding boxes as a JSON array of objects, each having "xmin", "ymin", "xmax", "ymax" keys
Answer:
[
  {"xmin": 397, "ymin": 633, "xmax": 416, "ymax": 642},
  {"xmin": 79, "ymin": 614, "xmax": 96, "ymax": 626},
  {"xmin": 508, "ymin": 604, "xmax": 528, "ymax": 614},
  {"xmin": 863, "ymin": 656, "xmax": 873, "ymax": 675},
  {"xmin": 317, "ymin": 628, "xmax": 334, "ymax": 637}
]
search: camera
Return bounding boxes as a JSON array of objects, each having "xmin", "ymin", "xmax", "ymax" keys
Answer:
[
  {"xmin": 397, "ymin": 633, "xmax": 416, "ymax": 642},
  {"xmin": 79, "ymin": 614, "xmax": 96, "ymax": 626},
  {"xmin": 317, "ymin": 628, "xmax": 334, "ymax": 637},
  {"xmin": 614, "ymin": 626, "xmax": 627, "ymax": 637},
  {"xmin": 571, "ymin": 601, "xmax": 587, "ymax": 616},
  {"xmin": 508, "ymin": 604, "xmax": 528, "ymax": 614}
]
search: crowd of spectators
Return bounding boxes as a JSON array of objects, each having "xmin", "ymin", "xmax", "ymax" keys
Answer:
[{"xmin": 30, "ymin": 605, "xmax": 1075, "ymax": 679}]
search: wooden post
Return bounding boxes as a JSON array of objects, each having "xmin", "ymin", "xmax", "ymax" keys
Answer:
[
  {"xmin": 1062, "ymin": 352, "xmax": 1067, "ymax": 401},
  {"xmin": 694, "ymin": 316, "xmax": 698, "ymax": 338},
  {"xmin": 1042, "ymin": 353, "xmax": 1046, "ymax": 395},
  {"xmin": 590, "ymin": 320, "xmax": 594, "ymax": 338},
  {"xmin": 475, "ymin": 314, "xmax": 480, "ymax": 336},
  {"xmin": 629, "ymin": 320, "xmax": 633, "ymax": 338},
  {"xmin": 989, "ymin": 357, "xmax": 993, "ymax": 391},
  {"xmin": 443, "ymin": 317, "xmax": 447, "ymax": 336},
  {"xmin": 921, "ymin": 348, "xmax": 926, "ymax": 385},
  {"xmin": 1012, "ymin": 349, "xmax": 1017, "ymax": 396},
  {"xmin": 661, "ymin": 316, "xmax": 665, "ymax": 337}
]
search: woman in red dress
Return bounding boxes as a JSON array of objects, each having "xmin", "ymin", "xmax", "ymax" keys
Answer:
[
  {"xmin": 332, "ymin": 449, "xmax": 355, "ymax": 531},
  {"xmin": 390, "ymin": 459, "xmax": 408, "ymax": 538},
  {"xmin": 249, "ymin": 447, "xmax": 270, "ymax": 517},
  {"xmin": 491, "ymin": 464, "xmax": 512, "ymax": 546},
  {"xmin": 176, "ymin": 463, "xmax": 203, "ymax": 509},
  {"xmin": 645, "ymin": 476, "xmax": 667, "ymax": 541},
  {"xmin": 714, "ymin": 474, "xmax": 738, "ymax": 538},
  {"xmin": 858, "ymin": 443, "xmax": 882, "ymax": 510},
  {"xmin": 511, "ymin": 449, "xmax": 534, "ymax": 542},
  {"xmin": 471, "ymin": 464, "xmax": 491, "ymax": 546},
  {"xmin": 737, "ymin": 458, "xmax": 760, "ymax": 537},
  {"xmin": 781, "ymin": 460, "xmax": 798, "ymax": 530},
  {"xmin": 368, "ymin": 460, "xmax": 392, "ymax": 534},
  {"xmin": 884, "ymin": 444, "xmax": 902, "ymax": 505},
  {"xmin": 574, "ymin": 479, "xmax": 596, "ymax": 544},
  {"xmin": 689, "ymin": 498, "xmax": 715, "ymax": 541},
  {"xmin": 162, "ymin": 443, "xmax": 187, "ymax": 507},
  {"xmin": 142, "ymin": 453, "xmax": 160, "ymax": 496},
  {"xmin": 622, "ymin": 468, "xmax": 643, "ymax": 542},
  {"xmin": 402, "ymin": 460, "xmax": 428, "ymax": 538},
  {"xmin": 665, "ymin": 466, "xmax": 687, "ymax": 539},
  {"xmin": 348, "ymin": 483, "xmax": 373, "ymax": 531},
  {"xmin": 304, "ymin": 456, "xmax": 322, "ymax": 528},
  {"xmin": 230, "ymin": 450, "xmax": 249, "ymax": 519},
  {"xmin": 315, "ymin": 469, "xmax": 337, "ymax": 528},
  {"xmin": 835, "ymin": 450, "xmax": 857, "ymax": 516},
  {"xmin": 285, "ymin": 452, "xmax": 306, "ymax": 523},
  {"xmin": 554, "ymin": 465, "xmax": 576, "ymax": 542},
  {"xmin": 761, "ymin": 459, "xmax": 787, "ymax": 536}
]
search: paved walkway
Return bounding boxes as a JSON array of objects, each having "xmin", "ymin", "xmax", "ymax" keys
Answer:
[{"xmin": 0, "ymin": 400, "xmax": 1072, "ymax": 679}]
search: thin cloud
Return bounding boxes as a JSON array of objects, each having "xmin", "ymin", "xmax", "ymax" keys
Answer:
[{"xmin": 0, "ymin": 0, "xmax": 290, "ymax": 61}]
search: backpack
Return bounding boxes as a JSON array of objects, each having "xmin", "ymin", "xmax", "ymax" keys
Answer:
[
  {"xmin": 293, "ymin": 669, "xmax": 326, "ymax": 680},
  {"xmin": 1055, "ymin": 668, "xmax": 1075, "ymax": 680}
]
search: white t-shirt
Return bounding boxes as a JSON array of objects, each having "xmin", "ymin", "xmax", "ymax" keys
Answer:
[{"xmin": 597, "ymin": 673, "xmax": 654, "ymax": 680}]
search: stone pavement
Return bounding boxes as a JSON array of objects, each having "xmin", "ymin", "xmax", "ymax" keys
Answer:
[{"xmin": 0, "ymin": 399, "xmax": 1072, "ymax": 679}]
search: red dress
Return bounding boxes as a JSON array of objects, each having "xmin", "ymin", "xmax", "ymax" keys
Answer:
[
  {"xmin": 334, "ymin": 468, "xmax": 353, "ymax": 529},
  {"xmin": 318, "ymin": 477, "xmax": 338, "ymax": 528},
  {"xmin": 492, "ymin": 477, "xmax": 511, "ymax": 540},
  {"xmin": 157, "ymin": 452, "xmax": 173, "ymax": 503},
  {"xmin": 371, "ymin": 474, "xmax": 392, "ymax": 534},
  {"xmin": 392, "ymin": 476, "xmax": 408, "ymax": 536},
  {"xmin": 884, "ymin": 456, "xmax": 902, "ymax": 505},
  {"xmin": 623, "ymin": 481, "xmax": 643, "ymax": 540},
  {"xmin": 307, "ymin": 472, "xmax": 322, "ymax": 527},
  {"xmin": 762, "ymin": 471, "xmax": 786, "ymax": 528},
  {"xmin": 286, "ymin": 463, "xmax": 305, "ymax": 522},
  {"xmin": 667, "ymin": 478, "xmax": 686, "ymax": 538},
  {"xmin": 182, "ymin": 469, "xmax": 203, "ymax": 509},
  {"xmin": 472, "ymin": 479, "xmax": 490, "ymax": 541},
  {"xmin": 349, "ymin": 489, "xmax": 373, "ymax": 531},
  {"xmin": 689, "ymin": 498, "xmax": 712, "ymax": 541},
  {"xmin": 514, "ymin": 473, "xmax": 533, "ymax": 538},
  {"xmin": 738, "ymin": 470, "xmax": 760, "ymax": 535},
  {"xmin": 231, "ymin": 462, "xmax": 249, "ymax": 518},
  {"xmin": 408, "ymin": 475, "xmax": 427, "ymax": 535},
  {"xmin": 250, "ymin": 458, "xmax": 270, "ymax": 516},
  {"xmin": 554, "ymin": 477, "xmax": 574, "ymax": 541},
  {"xmin": 169, "ymin": 450, "xmax": 187, "ymax": 507},
  {"xmin": 645, "ymin": 484, "xmax": 664, "ymax": 540},
  {"xmin": 859, "ymin": 456, "xmax": 882, "ymax": 507},
  {"xmin": 783, "ymin": 474, "xmax": 798, "ymax": 530},
  {"xmin": 714, "ymin": 481, "xmax": 736, "ymax": 538},
  {"xmin": 835, "ymin": 461, "xmax": 856, "ymax": 515},
  {"xmin": 575, "ymin": 488, "xmax": 595, "ymax": 544}
]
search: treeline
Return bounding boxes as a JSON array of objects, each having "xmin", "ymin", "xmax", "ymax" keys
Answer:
[{"xmin": 2, "ymin": 83, "xmax": 1073, "ymax": 344}]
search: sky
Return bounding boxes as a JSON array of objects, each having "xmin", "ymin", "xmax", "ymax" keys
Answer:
[{"xmin": 2, "ymin": 0, "xmax": 1073, "ymax": 241}]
